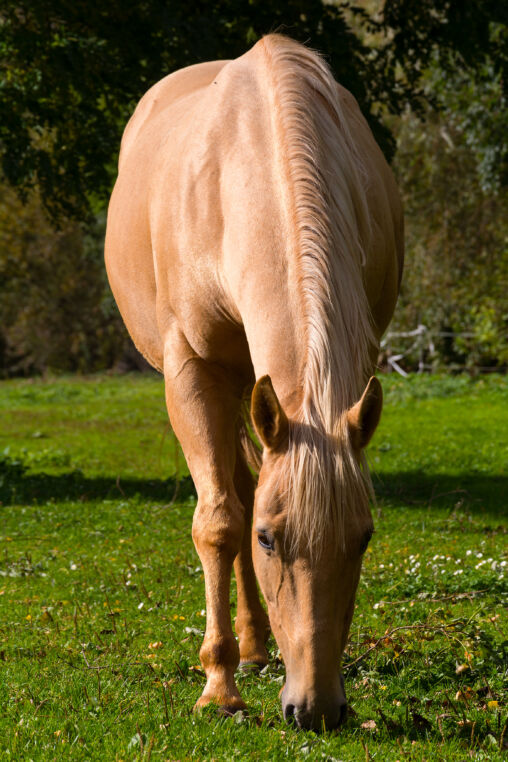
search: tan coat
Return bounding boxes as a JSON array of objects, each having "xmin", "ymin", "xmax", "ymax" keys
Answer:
[{"xmin": 105, "ymin": 34, "xmax": 403, "ymax": 730}]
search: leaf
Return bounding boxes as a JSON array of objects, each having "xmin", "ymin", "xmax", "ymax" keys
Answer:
[{"xmin": 361, "ymin": 719, "xmax": 377, "ymax": 731}]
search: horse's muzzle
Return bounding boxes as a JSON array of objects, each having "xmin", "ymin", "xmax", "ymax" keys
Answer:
[{"xmin": 281, "ymin": 682, "xmax": 347, "ymax": 731}]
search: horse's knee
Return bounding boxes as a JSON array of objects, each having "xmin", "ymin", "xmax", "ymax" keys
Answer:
[{"xmin": 192, "ymin": 492, "xmax": 244, "ymax": 560}]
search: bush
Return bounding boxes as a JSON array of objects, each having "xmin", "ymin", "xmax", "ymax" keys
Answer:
[
  {"xmin": 0, "ymin": 185, "xmax": 129, "ymax": 376},
  {"xmin": 389, "ymin": 60, "xmax": 508, "ymax": 371}
]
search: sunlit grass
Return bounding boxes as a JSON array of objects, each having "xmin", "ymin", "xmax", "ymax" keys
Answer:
[{"xmin": 0, "ymin": 372, "xmax": 506, "ymax": 759}]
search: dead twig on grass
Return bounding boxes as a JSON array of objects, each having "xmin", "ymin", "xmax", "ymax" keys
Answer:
[
  {"xmin": 376, "ymin": 589, "xmax": 488, "ymax": 607},
  {"xmin": 344, "ymin": 622, "xmax": 470, "ymax": 671}
]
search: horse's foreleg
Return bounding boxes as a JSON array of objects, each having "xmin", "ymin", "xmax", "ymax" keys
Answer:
[
  {"xmin": 233, "ymin": 453, "xmax": 270, "ymax": 668},
  {"xmin": 163, "ymin": 329, "xmax": 246, "ymax": 712}
]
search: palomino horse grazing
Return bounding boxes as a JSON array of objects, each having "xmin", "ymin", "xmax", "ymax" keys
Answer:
[{"xmin": 105, "ymin": 34, "xmax": 403, "ymax": 730}]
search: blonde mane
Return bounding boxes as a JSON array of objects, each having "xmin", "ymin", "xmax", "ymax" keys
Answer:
[{"xmin": 260, "ymin": 35, "xmax": 376, "ymax": 553}]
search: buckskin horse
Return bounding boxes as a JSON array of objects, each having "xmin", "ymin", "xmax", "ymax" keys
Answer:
[{"xmin": 105, "ymin": 34, "xmax": 403, "ymax": 730}]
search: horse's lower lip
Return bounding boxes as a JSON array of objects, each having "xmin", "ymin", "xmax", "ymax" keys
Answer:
[{"xmin": 293, "ymin": 706, "xmax": 346, "ymax": 731}]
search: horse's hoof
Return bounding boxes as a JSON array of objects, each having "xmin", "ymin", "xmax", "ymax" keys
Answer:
[
  {"xmin": 194, "ymin": 694, "xmax": 247, "ymax": 715},
  {"xmin": 238, "ymin": 659, "xmax": 268, "ymax": 673}
]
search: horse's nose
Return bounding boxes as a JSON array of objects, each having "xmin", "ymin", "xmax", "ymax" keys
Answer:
[
  {"xmin": 283, "ymin": 702, "xmax": 296, "ymax": 723},
  {"xmin": 301, "ymin": 702, "xmax": 347, "ymax": 731},
  {"xmin": 282, "ymin": 695, "xmax": 347, "ymax": 731}
]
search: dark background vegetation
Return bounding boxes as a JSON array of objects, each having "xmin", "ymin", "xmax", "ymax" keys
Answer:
[{"xmin": 0, "ymin": 0, "xmax": 507, "ymax": 376}]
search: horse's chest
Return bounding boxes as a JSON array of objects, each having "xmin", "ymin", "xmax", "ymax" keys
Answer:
[{"xmin": 174, "ymin": 292, "xmax": 253, "ymax": 378}]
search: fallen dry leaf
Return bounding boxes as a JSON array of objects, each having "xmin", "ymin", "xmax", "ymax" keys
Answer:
[{"xmin": 455, "ymin": 688, "xmax": 474, "ymax": 702}]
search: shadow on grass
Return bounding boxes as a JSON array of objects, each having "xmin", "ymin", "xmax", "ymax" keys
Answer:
[
  {"xmin": 0, "ymin": 456, "xmax": 196, "ymax": 506},
  {"xmin": 1, "ymin": 456, "xmax": 506, "ymax": 520},
  {"xmin": 374, "ymin": 470, "xmax": 508, "ymax": 518}
]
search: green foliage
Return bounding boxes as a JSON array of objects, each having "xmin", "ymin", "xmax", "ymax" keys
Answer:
[
  {"xmin": 381, "ymin": 0, "xmax": 508, "ymax": 106},
  {"xmin": 1, "ymin": 1, "xmax": 507, "ymax": 221},
  {"xmin": 1, "ymin": 2, "xmax": 507, "ymax": 372},
  {"xmin": 0, "ymin": 0, "xmax": 381, "ymax": 221},
  {"xmin": 390, "ymin": 54, "xmax": 508, "ymax": 370},
  {"xmin": 0, "ymin": 373, "xmax": 507, "ymax": 759},
  {"xmin": 0, "ymin": 184, "xmax": 128, "ymax": 375}
]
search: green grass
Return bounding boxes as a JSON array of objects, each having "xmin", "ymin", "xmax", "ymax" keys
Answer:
[{"xmin": 1, "ymin": 372, "xmax": 507, "ymax": 760}]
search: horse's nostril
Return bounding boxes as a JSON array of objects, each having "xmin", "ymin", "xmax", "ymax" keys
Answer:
[
  {"xmin": 283, "ymin": 703, "xmax": 296, "ymax": 722},
  {"xmin": 338, "ymin": 702, "xmax": 348, "ymax": 726}
]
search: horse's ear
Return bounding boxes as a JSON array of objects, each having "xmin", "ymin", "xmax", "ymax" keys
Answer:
[
  {"xmin": 251, "ymin": 375, "xmax": 289, "ymax": 451},
  {"xmin": 347, "ymin": 376, "xmax": 383, "ymax": 450}
]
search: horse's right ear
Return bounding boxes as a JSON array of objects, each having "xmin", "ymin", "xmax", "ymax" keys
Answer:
[{"xmin": 251, "ymin": 375, "xmax": 289, "ymax": 451}]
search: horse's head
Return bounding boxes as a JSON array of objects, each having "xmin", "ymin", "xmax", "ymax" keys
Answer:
[{"xmin": 250, "ymin": 375, "xmax": 382, "ymax": 731}]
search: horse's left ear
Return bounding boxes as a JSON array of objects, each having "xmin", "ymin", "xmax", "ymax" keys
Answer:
[{"xmin": 347, "ymin": 376, "xmax": 383, "ymax": 450}]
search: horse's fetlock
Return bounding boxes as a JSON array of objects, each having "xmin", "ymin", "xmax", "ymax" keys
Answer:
[{"xmin": 200, "ymin": 634, "xmax": 239, "ymax": 671}]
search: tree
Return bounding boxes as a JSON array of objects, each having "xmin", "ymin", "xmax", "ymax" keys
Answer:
[
  {"xmin": 0, "ymin": 1, "xmax": 506, "ymax": 221},
  {"xmin": 389, "ymin": 51, "xmax": 508, "ymax": 370}
]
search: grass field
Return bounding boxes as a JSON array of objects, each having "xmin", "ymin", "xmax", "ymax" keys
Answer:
[{"xmin": 1, "ymin": 373, "xmax": 507, "ymax": 760}]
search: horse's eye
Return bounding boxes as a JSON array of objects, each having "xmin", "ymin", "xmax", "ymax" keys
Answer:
[
  {"xmin": 257, "ymin": 531, "xmax": 275, "ymax": 552},
  {"xmin": 359, "ymin": 528, "xmax": 374, "ymax": 555}
]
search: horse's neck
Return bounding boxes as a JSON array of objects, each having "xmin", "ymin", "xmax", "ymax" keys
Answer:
[
  {"xmin": 237, "ymin": 257, "xmax": 305, "ymax": 414},
  {"xmin": 215, "ymin": 39, "xmax": 371, "ymax": 416}
]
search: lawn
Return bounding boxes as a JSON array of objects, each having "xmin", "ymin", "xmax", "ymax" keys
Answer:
[{"xmin": 1, "ymin": 373, "xmax": 507, "ymax": 760}]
